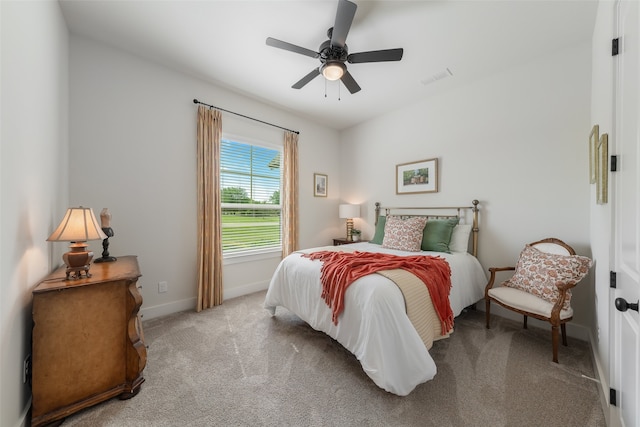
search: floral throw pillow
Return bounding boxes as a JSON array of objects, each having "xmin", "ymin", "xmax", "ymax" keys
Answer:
[
  {"xmin": 382, "ymin": 215, "xmax": 428, "ymax": 252},
  {"xmin": 503, "ymin": 244, "xmax": 592, "ymax": 309}
]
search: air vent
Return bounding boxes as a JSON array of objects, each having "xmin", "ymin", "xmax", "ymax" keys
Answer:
[{"xmin": 421, "ymin": 68, "xmax": 453, "ymax": 86}]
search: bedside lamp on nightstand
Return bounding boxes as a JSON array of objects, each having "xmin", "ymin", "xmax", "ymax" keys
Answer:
[
  {"xmin": 47, "ymin": 206, "xmax": 107, "ymax": 280},
  {"xmin": 339, "ymin": 204, "xmax": 360, "ymax": 241}
]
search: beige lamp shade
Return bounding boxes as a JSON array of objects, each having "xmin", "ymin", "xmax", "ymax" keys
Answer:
[
  {"xmin": 47, "ymin": 207, "xmax": 107, "ymax": 280},
  {"xmin": 47, "ymin": 207, "xmax": 107, "ymax": 242},
  {"xmin": 339, "ymin": 204, "xmax": 360, "ymax": 219}
]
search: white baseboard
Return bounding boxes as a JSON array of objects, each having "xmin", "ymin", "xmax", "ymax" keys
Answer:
[
  {"xmin": 17, "ymin": 397, "xmax": 31, "ymax": 427},
  {"xmin": 588, "ymin": 329, "xmax": 611, "ymax": 427},
  {"xmin": 223, "ymin": 280, "xmax": 269, "ymax": 300},
  {"xmin": 140, "ymin": 297, "xmax": 196, "ymax": 321},
  {"xmin": 140, "ymin": 281, "xmax": 269, "ymax": 321}
]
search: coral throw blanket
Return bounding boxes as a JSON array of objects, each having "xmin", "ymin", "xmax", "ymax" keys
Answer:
[{"xmin": 302, "ymin": 251, "xmax": 453, "ymax": 334}]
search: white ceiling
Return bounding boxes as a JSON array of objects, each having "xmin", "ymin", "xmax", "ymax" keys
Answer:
[{"xmin": 59, "ymin": 0, "xmax": 597, "ymax": 130}]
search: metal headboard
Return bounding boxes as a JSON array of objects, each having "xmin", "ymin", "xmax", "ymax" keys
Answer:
[{"xmin": 374, "ymin": 200, "xmax": 480, "ymax": 257}]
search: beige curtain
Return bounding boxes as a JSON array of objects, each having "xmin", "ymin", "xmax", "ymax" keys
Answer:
[
  {"xmin": 281, "ymin": 131, "xmax": 299, "ymax": 257},
  {"xmin": 196, "ymin": 106, "xmax": 223, "ymax": 311}
]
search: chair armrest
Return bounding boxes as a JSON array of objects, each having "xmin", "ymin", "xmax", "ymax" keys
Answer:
[
  {"xmin": 488, "ymin": 267, "xmax": 516, "ymax": 273},
  {"xmin": 555, "ymin": 281, "xmax": 577, "ymax": 292},
  {"xmin": 550, "ymin": 281, "xmax": 579, "ymax": 323},
  {"xmin": 485, "ymin": 267, "xmax": 516, "ymax": 296},
  {"xmin": 550, "ymin": 286, "xmax": 569, "ymax": 324}
]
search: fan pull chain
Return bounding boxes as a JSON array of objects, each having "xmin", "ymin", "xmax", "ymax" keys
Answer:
[
  {"xmin": 338, "ymin": 82, "xmax": 341, "ymax": 101},
  {"xmin": 324, "ymin": 79, "xmax": 327, "ymax": 98}
]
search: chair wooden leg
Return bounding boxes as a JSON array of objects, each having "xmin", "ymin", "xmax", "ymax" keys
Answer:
[
  {"xmin": 523, "ymin": 315, "xmax": 528, "ymax": 329},
  {"xmin": 485, "ymin": 299, "xmax": 491, "ymax": 329},
  {"xmin": 551, "ymin": 325, "xmax": 559, "ymax": 363},
  {"xmin": 561, "ymin": 323, "xmax": 568, "ymax": 346}
]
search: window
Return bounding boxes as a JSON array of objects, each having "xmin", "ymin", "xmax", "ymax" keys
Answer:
[{"xmin": 220, "ymin": 137, "xmax": 282, "ymax": 257}]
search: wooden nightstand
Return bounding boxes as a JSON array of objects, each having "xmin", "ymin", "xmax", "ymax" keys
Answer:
[
  {"xmin": 333, "ymin": 238, "xmax": 360, "ymax": 246},
  {"xmin": 31, "ymin": 256, "xmax": 146, "ymax": 427}
]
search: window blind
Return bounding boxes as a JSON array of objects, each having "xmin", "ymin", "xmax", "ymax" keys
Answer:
[{"xmin": 220, "ymin": 138, "xmax": 282, "ymax": 255}]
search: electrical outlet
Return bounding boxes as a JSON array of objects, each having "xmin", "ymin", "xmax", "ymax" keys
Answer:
[
  {"xmin": 23, "ymin": 354, "xmax": 31, "ymax": 384},
  {"xmin": 158, "ymin": 281, "xmax": 168, "ymax": 293}
]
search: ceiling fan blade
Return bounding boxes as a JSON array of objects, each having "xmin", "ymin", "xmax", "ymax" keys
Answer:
[
  {"xmin": 292, "ymin": 68, "xmax": 321, "ymax": 89},
  {"xmin": 347, "ymin": 48, "xmax": 404, "ymax": 64},
  {"xmin": 340, "ymin": 70, "xmax": 361, "ymax": 94},
  {"xmin": 330, "ymin": 0, "xmax": 357, "ymax": 48},
  {"xmin": 266, "ymin": 37, "xmax": 319, "ymax": 59}
]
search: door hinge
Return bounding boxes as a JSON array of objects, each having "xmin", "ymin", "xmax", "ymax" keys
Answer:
[
  {"xmin": 610, "ymin": 387, "xmax": 617, "ymax": 406},
  {"xmin": 610, "ymin": 155, "xmax": 618, "ymax": 172},
  {"xmin": 610, "ymin": 271, "xmax": 617, "ymax": 289},
  {"xmin": 612, "ymin": 38, "xmax": 619, "ymax": 56}
]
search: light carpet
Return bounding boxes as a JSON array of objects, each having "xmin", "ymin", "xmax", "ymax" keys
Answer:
[{"xmin": 64, "ymin": 290, "xmax": 605, "ymax": 426}]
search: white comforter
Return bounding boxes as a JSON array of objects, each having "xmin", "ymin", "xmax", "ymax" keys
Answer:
[{"xmin": 263, "ymin": 242, "xmax": 487, "ymax": 396}]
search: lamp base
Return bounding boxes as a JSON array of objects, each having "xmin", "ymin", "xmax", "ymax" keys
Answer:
[
  {"xmin": 63, "ymin": 243, "xmax": 94, "ymax": 280},
  {"xmin": 345, "ymin": 218, "xmax": 354, "ymax": 241},
  {"xmin": 65, "ymin": 264, "xmax": 92, "ymax": 280}
]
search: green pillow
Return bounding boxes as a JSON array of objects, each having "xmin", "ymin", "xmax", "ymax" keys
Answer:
[
  {"xmin": 369, "ymin": 216, "xmax": 386, "ymax": 244},
  {"xmin": 421, "ymin": 218, "xmax": 459, "ymax": 252}
]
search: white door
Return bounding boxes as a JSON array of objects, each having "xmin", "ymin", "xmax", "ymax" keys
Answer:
[{"xmin": 612, "ymin": 1, "xmax": 640, "ymax": 426}]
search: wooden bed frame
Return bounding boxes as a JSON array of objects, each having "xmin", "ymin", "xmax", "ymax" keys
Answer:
[{"xmin": 374, "ymin": 199, "xmax": 480, "ymax": 257}]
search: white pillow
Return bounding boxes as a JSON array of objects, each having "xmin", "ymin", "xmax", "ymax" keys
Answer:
[{"xmin": 449, "ymin": 224, "xmax": 472, "ymax": 253}]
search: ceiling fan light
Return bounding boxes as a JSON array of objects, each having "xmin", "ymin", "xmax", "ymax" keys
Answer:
[{"xmin": 321, "ymin": 62, "xmax": 345, "ymax": 81}]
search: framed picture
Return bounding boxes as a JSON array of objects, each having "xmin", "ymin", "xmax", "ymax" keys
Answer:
[
  {"xmin": 589, "ymin": 124, "xmax": 599, "ymax": 184},
  {"xmin": 314, "ymin": 173, "xmax": 327, "ymax": 197},
  {"xmin": 597, "ymin": 133, "xmax": 608, "ymax": 204},
  {"xmin": 396, "ymin": 158, "xmax": 438, "ymax": 194}
]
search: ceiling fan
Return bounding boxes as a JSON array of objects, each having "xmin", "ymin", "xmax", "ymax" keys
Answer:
[{"xmin": 265, "ymin": 0, "xmax": 403, "ymax": 94}]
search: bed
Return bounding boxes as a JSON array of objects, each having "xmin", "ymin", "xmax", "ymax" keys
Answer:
[{"xmin": 264, "ymin": 201, "xmax": 486, "ymax": 396}]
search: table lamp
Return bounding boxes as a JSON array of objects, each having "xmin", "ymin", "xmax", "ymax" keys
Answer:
[
  {"xmin": 339, "ymin": 204, "xmax": 360, "ymax": 241},
  {"xmin": 47, "ymin": 206, "xmax": 107, "ymax": 279}
]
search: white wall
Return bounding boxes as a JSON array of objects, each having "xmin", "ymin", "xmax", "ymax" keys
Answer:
[
  {"xmin": 68, "ymin": 36, "xmax": 341, "ymax": 319},
  {"xmin": 0, "ymin": 1, "xmax": 69, "ymax": 426},
  {"xmin": 340, "ymin": 41, "xmax": 595, "ymax": 331}
]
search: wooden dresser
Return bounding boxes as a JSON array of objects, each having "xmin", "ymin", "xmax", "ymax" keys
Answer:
[{"xmin": 31, "ymin": 255, "xmax": 146, "ymax": 427}]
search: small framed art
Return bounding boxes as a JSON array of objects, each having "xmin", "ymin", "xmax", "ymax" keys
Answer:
[
  {"xmin": 314, "ymin": 173, "xmax": 327, "ymax": 197},
  {"xmin": 597, "ymin": 133, "xmax": 608, "ymax": 205},
  {"xmin": 396, "ymin": 158, "xmax": 438, "ymax": 194},
  {"xmin": 589, "ymin": 124, "xmax": 599, "ymax": 184}
]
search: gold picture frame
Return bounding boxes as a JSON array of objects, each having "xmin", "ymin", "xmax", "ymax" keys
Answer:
[
  {"xmin": 597, "ymin": 133, "xmax": 608, "ymax": 204},
  {"xmin": 314, "ymin": 173, "xmax": 327, "ymax": 197},
  {"xmin": 396, "ymin": 158, "xmax": 439, "ymax": 194},
  {"xmin": 589, "ymin": 124, "xmax": 599, "ymax": 184}
]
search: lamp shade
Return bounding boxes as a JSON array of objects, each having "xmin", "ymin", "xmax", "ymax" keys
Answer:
[
  {"xmin": 339, "ymin": 204, "xmax": 360, "ymax": 219},
  {"xmin": 47, "ymin": 207, "xmax": 107, "ymax": 242}
]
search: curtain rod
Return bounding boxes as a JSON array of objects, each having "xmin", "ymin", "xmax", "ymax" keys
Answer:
[{"xmin": 193, "ymin": 99, "xmax": 299, "ymax": 135}]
